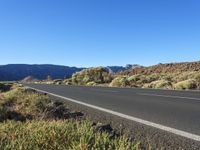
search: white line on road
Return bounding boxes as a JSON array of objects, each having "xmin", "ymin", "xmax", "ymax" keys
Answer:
[
  {"xmin": 137, "ymin": 93, "xmax": 200, "ymax": 101},
  {"xmin": 27, "ymin": 86, "xmax": 200, "ymax": 142}
]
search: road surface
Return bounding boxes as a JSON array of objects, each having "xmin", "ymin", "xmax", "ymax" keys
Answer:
[{"xmin": 25, "ymin": 84, "xmax": 200, "ymax": 141}]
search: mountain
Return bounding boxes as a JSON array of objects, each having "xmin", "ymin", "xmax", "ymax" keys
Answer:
[
  {"xmin": 0, "ymin": 64, "xmax": 142, "ymax": 81},
  {"xmin": 0, "ymin": 64, "xmax": 83, "ymax": 81},
  {"xmin": 106, "ymin": 64, "xmax": 143, "ymax": 73}
]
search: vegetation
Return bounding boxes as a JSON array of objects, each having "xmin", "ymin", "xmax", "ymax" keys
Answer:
[
  {"xmin": 0, "ymin": 120, "xmax": 139, "ymax": 150},
  {"xmin": 174, "ymin": 79, "xmax": 197, "ymax": 90},
  {"xmin": 143, "ymin": 80, "xmax": 172, "ymax": 89},
  {"xmin": 110, "ymin": 76, "xmax": 129, "ymax": 87},
  {"xmin": 28, "ymin": 63, "xmax": 200, "ymax": 91},
  {"xmin": 0, "ymin": 83, "xmax": 13, "ymax": 92},
  {"xmin": 71, "ymin": 67, "xmax": 113, "ymax": 85},
  {"xmin": 0, "ymin": 84, "xmax": 138, "ymax": 150}
]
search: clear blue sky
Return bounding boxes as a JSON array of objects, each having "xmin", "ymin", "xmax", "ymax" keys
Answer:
[{"xmin": 0, "ymin": 0, "xmax": 199, "ymax": 67}]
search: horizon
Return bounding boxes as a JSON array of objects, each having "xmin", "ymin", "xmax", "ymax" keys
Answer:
[
  {"xmin": 0, "ymin": 59, "xmax": 200, "ymax": 68},
  {"xmin": 0, "ymin": 0, "xmax": 200, "ymax": 67}
]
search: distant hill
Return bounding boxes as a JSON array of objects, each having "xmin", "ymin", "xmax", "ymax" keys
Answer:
[
  {"xmin": 106, "ymin": 64, "xmax": 143, "ymax": 73},
  {"xmin": 0, "ymin": 64, "xmax": 136, "ymax": 81},
  {"xmin": 0, "ymin": 64, "xmax": 141, "ymax": 81},
  {"xmin": 120, "ymin": 61, "xmax": 200, "ymax": 75},
  {"xmin": 0, "ymin": 64, "xmax": 84, "ymax": 81}
]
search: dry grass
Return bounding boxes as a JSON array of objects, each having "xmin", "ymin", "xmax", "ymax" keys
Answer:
[{"xmin": 0, "ymin": 85, "xmax": 139, "ymax": 150}]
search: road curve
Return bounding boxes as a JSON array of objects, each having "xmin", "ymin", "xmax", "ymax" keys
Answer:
[{"xmin": 25, "ymin": 84, "xmax": 200, "ymax": 141}]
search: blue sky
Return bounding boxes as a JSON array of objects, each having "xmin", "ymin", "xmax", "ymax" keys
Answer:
[{"xmin": 0, "ymin": 0, "xmax": 199, "ymax": 67}]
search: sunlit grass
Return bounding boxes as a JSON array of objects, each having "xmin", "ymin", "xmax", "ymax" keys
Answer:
[{"xmin": 0, "ymin": 86, "xmax": 139, "ymax": 150}]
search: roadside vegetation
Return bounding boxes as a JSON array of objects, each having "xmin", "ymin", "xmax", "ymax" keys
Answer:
[
  {"xmin": 0, "ymin": 83, "xmax": 139, "ymax": 150},
  {"xmin": 29, "ymin": 61, "xmax": 200, "ymax": 91}
]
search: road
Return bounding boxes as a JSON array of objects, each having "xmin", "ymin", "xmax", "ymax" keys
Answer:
[{"xmin": 25, "ymin": 84, "xmax": 200, "ymax": 141}]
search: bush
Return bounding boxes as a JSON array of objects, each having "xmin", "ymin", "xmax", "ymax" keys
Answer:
[
  {"xmin": 0, "ymin": 83, "xmax": 13, "ymax": 92},
  {"xmin": 63, "ymin": 79, "xmax": 72, "ymax": 85},
  {"xmin": 110, "ymin": 76, "xmax": 129, "ymax": 87},
  {"xmin": 175, "ymin": 71, "xmax": 199, "ymax": 82},
  {"xmin": 53, "ymin": 79, "xmax": 62, "ymax": 85},
  {"xmin": 72, "ymin": 67, "xmax": 113, "ymax": 85},
  {"xmin": 145, "ymin": 74, "xmax": 161, "ymax": 83},
  {"xmin": 143, "ymin": 80, "xmax": 172, "ymax": 89},
  {"xmin": 0, "ymin": 88, "xmax": 52, "ymax": 120},
  {"xmin": 86, "ymin": 81, "xmax": 97, "ymax": 86},
  {"xmin": 160, "ymin": 75, "xmax": 174, "ymax": 82},
  {"xmin": 127, "ymin": 74, "xmax": 148, "ymax": 87},
  {"xmin": 194, "ymin": 73, "xmax": 200, "ymax": 89},
  {"xmin": 174, "ymin": 79, "xmax": 197, "ymax": 90}
]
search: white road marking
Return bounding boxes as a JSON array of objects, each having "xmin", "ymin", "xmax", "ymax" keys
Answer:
[
  {"xmin": 27, "ymin": 86, "xmax": 200, "ymax": 142},
  {"xmin": 137, "ymin": 93, "xmax": 200, "ymax": 101}
]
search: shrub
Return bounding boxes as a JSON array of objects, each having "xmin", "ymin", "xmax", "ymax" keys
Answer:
[
  {"xmin": 71, "ymin": 67, "xmax": 113, "ymax": 85},
  {"xmin": 175, "ymin": 71, "xmax": 199, "ymax": 82},
  {"xmin": 127, "ymin": 74, "xmax": 148, "ymax": 87},
  {"xmin": 53, "ymin": 79, "xmax": 62, "ymax": 85},
  {"xmin": 194, "ymin": 73, "xmax": 200, "ymax": 89},
  {"xmin": 145, "ymin": 74, "xmax": 161, "ymax": 83},
  {"xmin": 143, "ymin": 80, "xmax": 172, "ymax": 89},
  {"xmin": 0, "ymin": 83, "xmax": 13, "ymax": 92},
  {"xmin": 174, "ymin": 79, "xmax": 197, "ymax": 90},
  {"xmin": 110, "ymin": 76, "xmax": 129, "ymax": 87},
  {"xmin": 63, "ymin": 79, "xmax": 72, "ymax": 85},
  {"xmin": 127, "ymin": 75, "xmax": 141, "ymax": 82},
  {"xmin": 0, "ymin": 88, "xmax": 51, "ymax": 120},
  {"xmin": 160, "ymin": 75, "xmax": 174, "ymax": 82},
  {"xmin": 127, "ymin": 75, "xmax": 140, "ymax": 87},
  {"xmin": 86, "ymin": 81, "xmax": 97, "ymax": 86}
]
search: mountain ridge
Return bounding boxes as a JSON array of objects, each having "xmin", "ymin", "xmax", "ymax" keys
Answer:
[{"xmin": 0, "ymin": 64, "xmax": 135, "ymax": 81}]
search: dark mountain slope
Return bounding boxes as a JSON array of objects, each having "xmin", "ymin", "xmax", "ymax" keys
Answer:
[{"xmin": 0, "ymin": 64, "xmax": 83, "ymax": 81}]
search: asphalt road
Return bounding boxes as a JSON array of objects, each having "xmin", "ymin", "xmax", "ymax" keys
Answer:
[{"xmin": 25, "ymin": 84, "xmax": 200, "ymax": 141}]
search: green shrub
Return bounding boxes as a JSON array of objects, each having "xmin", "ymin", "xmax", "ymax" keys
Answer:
[
  {"xmin": 194, "ymin": 73, "xmax": 200, "ymax": 89},
  {"xmin": 127, "ymin": 74, "xmax": 148, "ymax": 87},
  {"xmin": 160, "ymin": 75, "xmax": 174, "ymax": 82},
  {"xmin": 0, "ymin": 88, "xmax": 53, "ymax": 120},
  {"xmin": 63, "ymin": 79, "xmax": 72, "ymax": 85},
  {"xmin": 174, "ymin": 79, "xmax": 197, "ymax": 90},
  {"xmin": 110, "ymin": 76, "xmax": 129, "ymax": 87},
  {"xmin": 86, "ymin": 81, "xmax": 97, "ymax": 86},
  {"xmin": 175, "ymin": 71, "xmax": 199, "ymax": 82},
  {"xmin": 145, "ymin": 74, "xmax": 161, "ymax": 83},
  {"xmin": 53, "ymin": 79, "xmax": 62, "ymax": 85},
  {"xmin": 127, "ymin": 75, "xmax": 141, "ymax": 82},
  {"xmin": 72, "ymin": 67, "xmax": 113, "ymax": 85},
  {"xmin": 143, "ymin": 80, "xmax": 172, "ymax": 89}
]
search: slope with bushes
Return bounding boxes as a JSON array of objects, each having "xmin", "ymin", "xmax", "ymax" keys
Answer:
[{"xmin": 30, "ymin": 61, "xmax": 200, "ymax": 91}]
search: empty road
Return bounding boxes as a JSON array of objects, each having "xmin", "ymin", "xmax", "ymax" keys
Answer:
[{"xmin": 25, "ymin": 84, "xmax": 200, "ymax": 141}]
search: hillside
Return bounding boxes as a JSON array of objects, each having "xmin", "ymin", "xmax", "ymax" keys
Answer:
[
  {"xmin": 120, "ymin": 61, "xmax": 200, "ymax": 75},
  {"xmin": 54, "ymin": 61, "xmax": 200, "ymax": 91},
  {"xmin": 0, "ymin": 64, "xmax": 83, "ymax": 81}
]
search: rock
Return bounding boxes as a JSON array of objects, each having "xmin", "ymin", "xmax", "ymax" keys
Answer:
[{"xmin": 93, "ymin": 123, "xmax": 113, "ymax": 133}]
